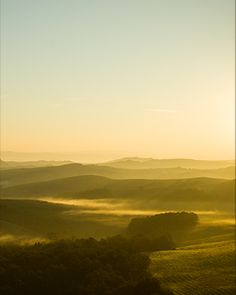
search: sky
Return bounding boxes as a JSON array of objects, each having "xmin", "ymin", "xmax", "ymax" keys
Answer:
[{"xmin": 0, "ymin": 0, "xmax": 235, "ymax": 162}]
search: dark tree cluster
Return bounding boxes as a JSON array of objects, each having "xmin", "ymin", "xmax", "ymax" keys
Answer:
[
  {"xmin": 0, "ymin": 236, "xmax": 173, "ymax": 295},
  {"xmin": 127, "ymin": 212, "xmax": 199, "ymax": 237},
  {"xmin": 128, "ymin": 234, "xmax": 176, "ymax": 251}
]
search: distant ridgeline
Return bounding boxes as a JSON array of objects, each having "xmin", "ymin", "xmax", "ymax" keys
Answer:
[{"xmin": 127, "ymin": 212, "xmax": 199, "ymax": 238}]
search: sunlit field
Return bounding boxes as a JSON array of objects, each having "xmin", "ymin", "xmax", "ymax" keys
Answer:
[
  {"xmin": 0, "ymin": 163, "xmax": 235, "ymax": 295},
  {"xmin": 150, "ymin": 240, "xmax": 236, "ymax": 295},
  {"xmin": 1, "ymin": 0, "xmax": 235, "ymax": 293},
  {"xmin": 1, "ymin": 195, "xmax": 235, "ymax": 243}
]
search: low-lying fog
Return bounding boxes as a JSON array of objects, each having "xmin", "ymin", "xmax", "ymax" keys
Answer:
[{"xmin": 39, "ymin": 197, "xmax": 235, "ymax": 225}]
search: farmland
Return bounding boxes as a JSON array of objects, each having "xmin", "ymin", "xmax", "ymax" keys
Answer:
[{"xmin": 150, "ymin": 239, "xmax": 235, "ymax": 295}]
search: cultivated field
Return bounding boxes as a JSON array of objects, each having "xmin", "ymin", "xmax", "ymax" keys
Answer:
[{"xmin": 150, "ymin": 239, "xmax": 235, "ymax": 295}]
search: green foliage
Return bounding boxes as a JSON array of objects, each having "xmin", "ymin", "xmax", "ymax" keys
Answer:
[
  {"xmin": 128, "ymin": 234, "xmax": 176, "ymax": 251},
  {"xmin": 1, "ymin": 176, "xmax": 234, "ymax": 212},
  {"xmin": 0, "ymin": 199, "xmax": 121, "ymax": 240},
  {"xmin": 127, "ymin": 212, "xmax": 199, "ymax": 238},
  {"xmin": 150, "ymin": 240, "xmax": 236, "ymax": 295},
  {"xmin": 0, "ymin": 237, "xmax": 173, "ymax": 295}
]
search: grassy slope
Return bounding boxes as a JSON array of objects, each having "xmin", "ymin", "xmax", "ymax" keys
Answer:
[
  {"xmin": 150, "ymin": 239, "xmax": 236, "ymax": 295},
  {"xmin": 1, "ymin": 176, "xmax": 234, "ymax": 211},
  {"xmin": 0, "ymin": 163, "xmax": 235, "ymax": 188},
  {"xmin": 0, "ymin": 199, "xmax": 121, "ymax": 240}
]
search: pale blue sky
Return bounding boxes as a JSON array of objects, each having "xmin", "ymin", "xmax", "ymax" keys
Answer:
[{"xmin": 1, "ymin": 0, "xmax": 235, "ymax": 161}]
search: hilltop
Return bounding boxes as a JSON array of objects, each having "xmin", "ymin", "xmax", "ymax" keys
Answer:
[
  {"xmin": 100, "ymin": 157, "xmax": 235, "ymax": 169},
  {"xmin": 1, "ymin": 175, "xmax": 234, "ymax": 212},
  {"xmin": 0, "ymin": 162, "xmax": 235, "ymax": 188},
  {"xmin": 0, "ymin": 159, "xmax": 72, "ymax": 170}
]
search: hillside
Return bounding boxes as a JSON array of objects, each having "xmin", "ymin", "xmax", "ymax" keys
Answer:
[
  {"xmin": 100, "ymin": 158, "xmax": 235, "ymax": 170},
  {"xmin": 1, "ymin": 176, "xmax": 234, "ymax": 212},
  {"xmin": 0, "ymin": 162, "xmax": 235, "ymax": 188},
  {"xmin": 0, "ymin": 159, "xmax": 72, "ymax": 170},
  {"xmin": 150, "ymin": 240, "xmax": 235, "ymax": 295},
  {"xmin": 0, "ymin": 199, "xmax": 121, "ymax": 240}
]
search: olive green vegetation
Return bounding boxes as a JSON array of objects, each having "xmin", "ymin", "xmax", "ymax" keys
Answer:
[
  {"xmin": 127, "ymin": 212, "xmax": 199, "ymax": 238},
  {"xmin": 1, "ymin": 199, "xmax": 235, "ymax": 295},
  {"xmin": 0, "ymin": 161, "xmax": 235, "ymax": 188},
  {"xmin": 0, "ymin": 236, "xmax": 174, "ymax": 295},
  {"xmin": 150, "ymin": 240, "xmax": 236, "ymax": 295},
  {"xmin": 1, "ymin": 175, "xmax": 234, "ymax": 212},
  {"xmin": 0, "ymin": 211, "xmax": 197, "ymax": 295},
  {"xmin": 0, "ymin": 199, "xmax": 121, "ymax": 240},
  {"xmin": 0, "ymin": 199, "xmax": 234, "ymax": 246},
  {"xmin": 0, "ymin": 199, "xmax": 198, "ymax": 242},
  {"xmin": 0, "ymin": 159, "xmax": 235, "ymax": 294}
]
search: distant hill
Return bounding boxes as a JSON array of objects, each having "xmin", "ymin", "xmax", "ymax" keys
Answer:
[
  {"xmin": 0, "ymin": 162, "xmax": 235, "ymax": 188},
  {"xmin": 1, "ymin": 176, "xmax": 234, "ymax": 211},
  {"xmin": 100, "ymin": 157, "xmax": 235, "ymax": 170},
  {"xmin": 0, "ymin": 159, "xmax": 72, "ymax": 170}
]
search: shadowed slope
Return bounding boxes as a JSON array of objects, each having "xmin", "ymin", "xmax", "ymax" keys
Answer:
[
  {"xmin": 1, "ymin": 176, "xmax": 234, "ymax": 211},
  {"xmin": 0, "ymin": 163, "xmax": 235, "ymax": 188}
]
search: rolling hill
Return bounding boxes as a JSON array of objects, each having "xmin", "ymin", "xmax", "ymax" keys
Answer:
[
  {"xmin": 150, "ymin": 240, "xmax": 236, "ymax": 295},
  {"xmin": 0, "ymin": 162, "xmax": 235, "ymax": 188},
  {"xmin": 1, "ymin": 176, "xmax": 234, "ymax": 212},
  {"xmin": 0, "ymin": 159, "xmax": 72, "ymax": 170},
  {"xmin": 100, "ymin": 157, "xmax": 235, "ymax": 170},
  {"xmin": 0, "ymin": 199, "xmax": 121, "ymax": 240}
]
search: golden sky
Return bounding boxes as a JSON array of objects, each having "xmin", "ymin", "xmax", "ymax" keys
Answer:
[{"xmin": 1, "ymin": 0, "xmax": 235, "ymax": 161}]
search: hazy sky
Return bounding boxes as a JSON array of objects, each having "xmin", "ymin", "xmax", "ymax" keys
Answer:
[{"xmin": 1, "ymin": 0, "xmax": 235, "ymax": 161}]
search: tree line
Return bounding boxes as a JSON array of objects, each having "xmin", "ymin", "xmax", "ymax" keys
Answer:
[{"xmin": 0, "ymin": 236, "xmax": 173, "ymax": 295}]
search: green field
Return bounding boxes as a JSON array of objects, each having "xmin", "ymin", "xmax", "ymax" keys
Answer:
[
  {"xmin": 150, "ymin": 239, "xmax": 236, "ymax": 295},
  {"xmin": 1, "ymin": 160, "xmax": 235, "ymax": 293}
]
